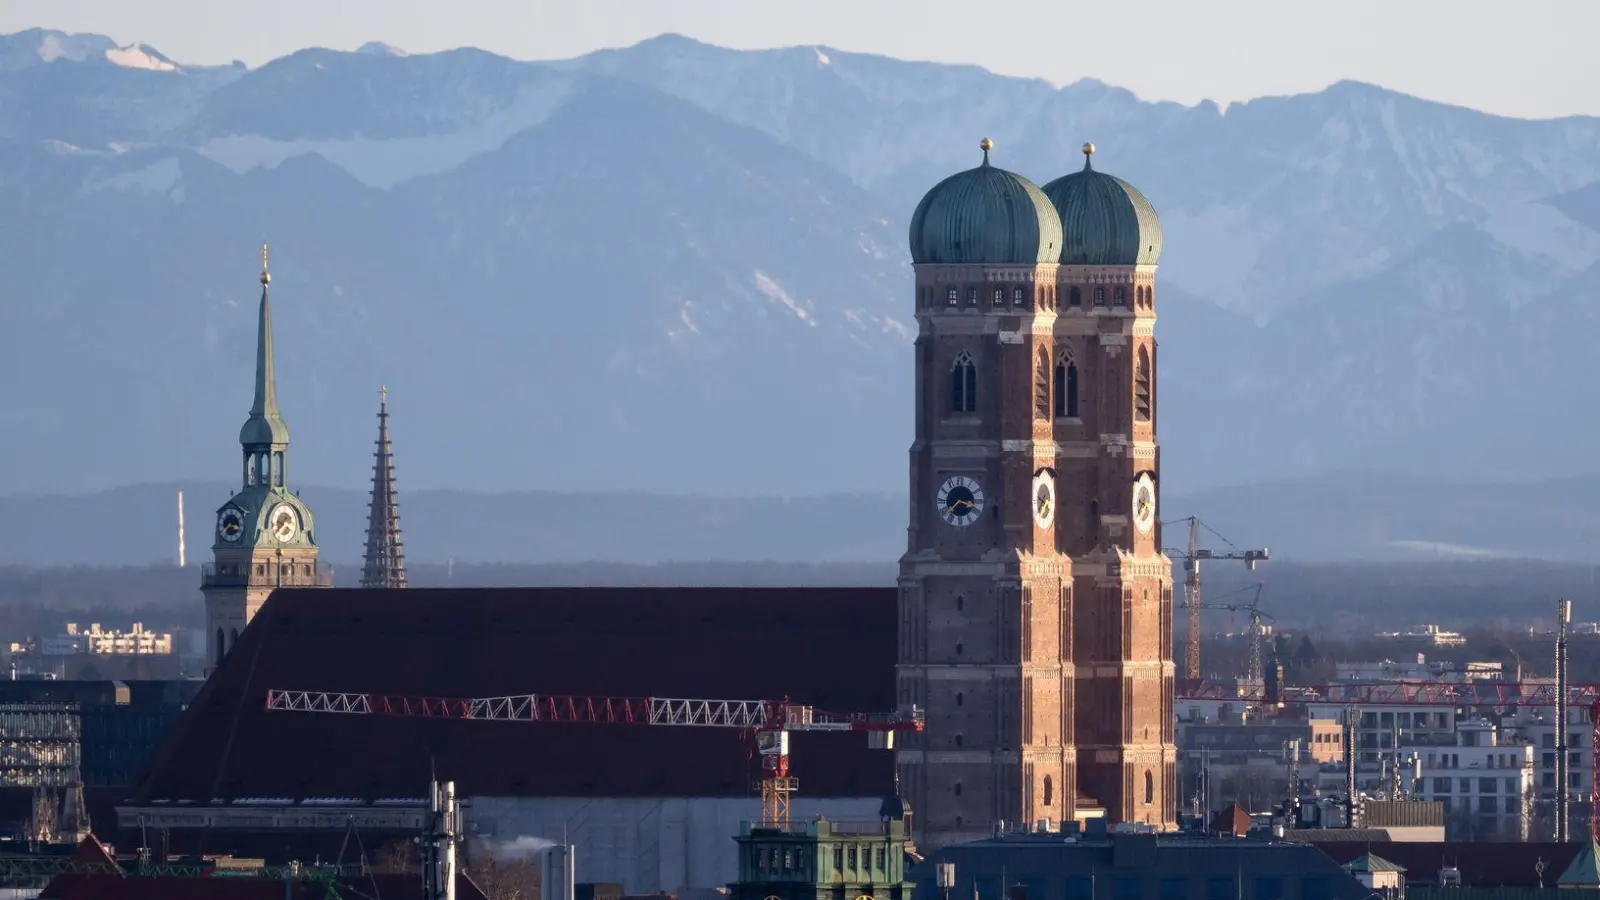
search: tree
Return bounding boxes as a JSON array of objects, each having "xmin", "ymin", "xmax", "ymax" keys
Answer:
[
  {"xmin": 373, "ymin": 838, "xmax": 417, "ymax": 874},
  {"xmin": 466, "ymin": 855, "xmax": 540, "ymax": 900}
]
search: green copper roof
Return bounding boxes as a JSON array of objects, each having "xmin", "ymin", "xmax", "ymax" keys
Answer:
[
  {"xmin": 1345, "ymin": 853, "xmax": 1406, "ymax": 874},
  {"xmin": 1559, "ymin": 840, "xmax": 1600, "ymax": 887},
  {"xmin": 239, "ymin": 253, "xmax": 290, "ymax": 449},
  {"xmin": 908, "ymin": 140, "xmax": 1062, "ymax": 266},
  {"xmin": 1041, "ymin": 145, "xmax": 1163, "ymax": 266}
]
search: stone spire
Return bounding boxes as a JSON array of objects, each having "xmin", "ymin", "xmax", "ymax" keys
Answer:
[
  {"xmin": 239, "ymin": 243, "xmax": 290, "ymax": 452},
  {"xmin": 360, "ymin": 386, "xmax": 406, "ymax": 589}
]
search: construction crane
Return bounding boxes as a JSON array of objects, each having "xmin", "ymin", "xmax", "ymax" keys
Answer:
[
  {"xmin": 1190, "ymin": 583, "xmax": 1275, "ymax": 685},
  {"xmin": 264, "ymin": 689, "xmax": 924, "ymax": 830},
  {"xmin": 1162, "ymin": 517, "xmax": 1269, "ymax": 680},
  {"xmin": 1178, "ymin": 679, "xmax": 1600, "ymax": 842}
]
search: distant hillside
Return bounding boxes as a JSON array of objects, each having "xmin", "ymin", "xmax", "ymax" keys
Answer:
[
  {"xmin": 4, "ymin": 473, "xmax": 1600, "ymax": 566},
  {"xmin": 4, "ymin": 558, "xmax": 1596, "ymax": 638}
]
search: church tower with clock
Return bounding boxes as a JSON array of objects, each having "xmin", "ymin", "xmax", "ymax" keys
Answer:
[
  {"xmin": 201, "ymin": 246, "xmax": 329, "ymax": 675},
  {"xmin": 897, "ymin": 140, "xmax": 1174, "ymax": 849}
]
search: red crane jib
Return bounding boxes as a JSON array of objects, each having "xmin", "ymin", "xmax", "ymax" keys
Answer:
[
  {"xmin": 262, "ymin": 689, "xmax": 924, "ymax": 733},
  {"xmin": 1178, "ymin": 680, "xmax": 1600, "ymax": 708}
]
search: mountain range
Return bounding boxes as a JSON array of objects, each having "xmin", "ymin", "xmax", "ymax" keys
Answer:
[{"xmin": 4, "ymin": 27, "xmax": 1600, "ymax": 559}]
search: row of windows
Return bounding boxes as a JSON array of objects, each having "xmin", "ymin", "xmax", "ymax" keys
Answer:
[
  {"xmin": 747, "ymin": 844, "xmax": 889, "ymax": 875},
  {"xmin": 924, "ymin": 284, "xmax": 1154, "ymax": 312},
  {"xmin": 948, "ymin": 348, "xmax": 1151, "ymax": 422},
  {"xmin": 1428, "ymin": 776, "xmax": 1526, "ymax": 794}
]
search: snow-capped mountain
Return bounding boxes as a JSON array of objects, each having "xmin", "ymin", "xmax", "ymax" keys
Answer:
[{"xmin": 2, "ymin": 30, "xmax": 1599, "ymax": 503}]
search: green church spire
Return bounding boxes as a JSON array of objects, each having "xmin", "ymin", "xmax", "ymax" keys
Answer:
[{"xmin": 239, "ymin": 243, "xmax": 290, "ymax": 451}]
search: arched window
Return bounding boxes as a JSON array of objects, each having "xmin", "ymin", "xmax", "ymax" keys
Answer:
[
  {"xmin": 1093, "ymin": 287, "xmax": 1105, "ymax": 307},
  {"xmin": 230, "ymin": 627, "xmax": 239, "ymax": 652},
  {"xmin": 1135, "ymin": 346, "xmax": 1152, "ymax": 423},
  {"xmin": 946, "ymin": 286, "xmax": 958, "ymax": 306},
  {"xmin": 966, "ymin": 287, "xmax": 978, "ymax": 306},
  {"xmin": 1145, "ymin": 769, "xmax": 1155, "ymax": 805},
  {"xmin": 1034, "ymin": 348, "xmax": 1051, "ymax": 418},
  {"xmin": 1069, "ymin": 287, "xmax": 1082, "ymax": 307},
  {"xmin": 1043, "ymin": 774, "xmax": 1054, "ymax": 807},
  {"xmin": 950, "ymin": 352, "xmax": 977, "ymax": 413},
  {"xmin": 1053, "ymin": 351, "xmax": 1080, "ymax": 418},
  {"xmin": 1012, "ymin": 286, "xmax": 1025, "ymax": 307},
  {"xmin": 215, "ymin": 628, "xmax": 224, "ymax": 665},
  {"xmin": 992, "ymin": 287, "xmax": 1005, "ymax": 306},
  {"xmin": 1114, "ymin": 287, "xmax": 1126, "ymax": 307}
]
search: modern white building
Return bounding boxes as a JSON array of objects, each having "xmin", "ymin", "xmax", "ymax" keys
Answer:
[{"xmin": 1405, "ymin": 720, "xmax": 1533, "ymax": 841}]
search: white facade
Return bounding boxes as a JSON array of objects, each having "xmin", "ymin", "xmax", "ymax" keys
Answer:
[
  {"xmin": 1406, "ymin": 725, "xmax": 1533, "ymax": 841},
  {"xmin": 468, "ymin": 795, "xmax": 882, "ymax": 900}
]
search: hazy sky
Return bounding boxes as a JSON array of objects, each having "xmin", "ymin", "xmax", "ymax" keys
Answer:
[{"xmin": 3, "ymin": 0, "xmax": 1596, "ymax": 120}]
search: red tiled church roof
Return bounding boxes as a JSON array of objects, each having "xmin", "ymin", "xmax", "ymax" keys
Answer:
[{"xmin": 135, "ymin": 587, "xmax": 898, "ymax": 803}]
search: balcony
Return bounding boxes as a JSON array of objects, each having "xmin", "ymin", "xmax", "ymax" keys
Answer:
[{"xmin": 201, "ymin": 560, "xmax": 335, "ymax": 589}]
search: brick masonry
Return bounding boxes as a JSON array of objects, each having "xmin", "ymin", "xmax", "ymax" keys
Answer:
[{"xmin": 897, "ymin": 267, "xmax": 1176, "ymax": 850}]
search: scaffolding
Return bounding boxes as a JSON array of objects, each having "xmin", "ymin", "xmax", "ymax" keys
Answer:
[
  {"xmin": 0, "ymin": 704, "xmax": 81, "ymax": 788},
  {"xmin": 0, "ymin": 703, "xmax": 88, "ymax": 845}
]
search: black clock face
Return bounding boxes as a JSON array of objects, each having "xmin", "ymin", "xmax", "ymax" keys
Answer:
[
  {"xmin": 936, "ymin": 476, "xmax": 985, "ymax": 526},
  {"xmin": 219, "ymin": 508, "xmax": 244, "ymax": 543}
]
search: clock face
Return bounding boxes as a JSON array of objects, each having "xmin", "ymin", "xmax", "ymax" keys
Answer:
[
  {"xmin": 1032, "ymin": 471, "xmax": 1056, "ymax": 529},
  {"xmin": 936, "ymin": 476, "xmax": 985, "ymax": 527},
  {"xmin": 266, "ymin": 503, "xmax": 299, "ymax": 543},
  {"xmin": 218, "ymin": 507, "xmax": 245, "ymax": 543},
  {"xmin": 1132, "ymin": 473, "xmax": 1157, "ymax": 534}
]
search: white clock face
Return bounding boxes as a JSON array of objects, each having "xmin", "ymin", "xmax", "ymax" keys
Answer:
[
  {"xmin": 266, "ymin": 503, "xmax": 299, "ymax": 543},
  {"xmin": 936, "ymin": 476, "xmax": 985, "ymax": 527},
  {"xmin": 218, "ymin": 507, "xmax": 245, "ymax": 543},
  {"xmin": 1132, "ymin": 474, "xmax": 1156, "ymax": 534},
  {"xmin": 1032, "ymin": 471, "xmax": 1056, "ymax": 529}
]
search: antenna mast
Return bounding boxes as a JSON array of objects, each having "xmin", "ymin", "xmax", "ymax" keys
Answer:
[
  {"xmin": 1557, "ymin": 598, "xmax": 1572, "ymax": 842},
  {"xmin": 176, "ymin": 491, "xmax": 186, "ymax": 568}
]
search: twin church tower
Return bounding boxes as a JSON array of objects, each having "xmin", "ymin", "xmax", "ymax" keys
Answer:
[
  {"xmin": 898, "ymin": 140, "xmax": 1176, "ymax": 843},
  {"xmin": 197, "ymin": 139, "xmax": 1175, "ymax": 837}
]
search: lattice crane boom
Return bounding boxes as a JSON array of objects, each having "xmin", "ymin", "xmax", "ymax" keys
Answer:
[
  {"xmin": 1162, "ymin": 517, "xmax": 1270, "ymax": 680},
  {"xmin": 264, "ymin": 689, "xmax": 924, "ymax": 829}
]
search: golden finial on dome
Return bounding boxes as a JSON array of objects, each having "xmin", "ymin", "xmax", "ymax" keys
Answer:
[
  {"xmin": 980, "ymin": 137, "xmax": 993, "ymax": 165},
  {"xmin": 1082, "ymin": 141, "xmax": 1095, "ymax": 171},
  {"xmin": 260, "ymin": 243, "xmax": 271, "ymax": 286}
]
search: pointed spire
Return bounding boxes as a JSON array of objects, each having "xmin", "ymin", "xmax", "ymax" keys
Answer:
[
  {"xmin": 239, "ymin": 243, "xmax": 291, "ymax": 450},
  {"xmin": 360, "ymin": 385, "xmax": 407, "ymax": 589}
]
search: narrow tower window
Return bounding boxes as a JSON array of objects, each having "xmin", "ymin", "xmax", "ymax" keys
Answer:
[
  {"xmin": 1145, "ymin": 769, "xmax": 1155, "ymax": 804},
  {"xmin": 1034, "ymin": 348, "xmax": 1051, "ymax": 419},
  {"xmin": 1044, "ymin": 774, "xmax": 1054, "ymax": 807},
  {"xmin": 1012, "ymin": 286, "xmax": 1025, "ymax": 307},
  {"xmin": 1069, "ymin": 287, "xmax": 1082, "ymax": 307},
  {"xmin": 993, "ymin": 287, "xmax": 1005, "ymax": 306},
  {"xmin": 1135, "ymin": 347, "xmax": 1153, "ymax": 423},
  {"xmin": 950, "ymin": 352, "xmax": 978, "ymax": 414},
  {"xmin": 1053, "ymin": 351, "xmax": 1080, "ymax": 418},
  {"xmin": 215, "ymin": 628, "xmax": 224, "ymax": 665},
  {"xmin": 1114, "ymin": 287, "xmax": 1126, "ymax": 307},
  {"xmin": 1093, "ymin": 287, "xmax": 1105, "ymax": 307}
]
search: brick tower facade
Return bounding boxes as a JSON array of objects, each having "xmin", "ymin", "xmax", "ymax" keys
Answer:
[{"xmin": 897, "ymin": 141, "xmax": 1174, "ymax": 850}]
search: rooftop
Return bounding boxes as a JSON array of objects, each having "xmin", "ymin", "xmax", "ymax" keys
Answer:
[{"xmin": 133, "ymin": 587, "xmax": 898, "ymax": 803}]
